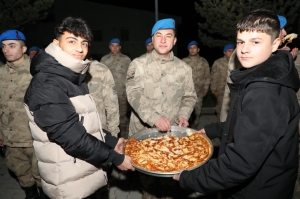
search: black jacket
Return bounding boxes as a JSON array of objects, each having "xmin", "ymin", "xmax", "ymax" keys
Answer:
[
  {"xmin": 179, "ymin": 50, "xmax": 300, "ymax": 199},
  {"xmin": 24, "ymin": 49, "xmax": 124, "ymax": 168}
]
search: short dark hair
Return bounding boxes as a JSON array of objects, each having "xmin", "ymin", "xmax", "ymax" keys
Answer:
[
  {"xmin": 54, "ymin": 17, "xmax": 93, "ymax": 45},
  {"xmin": 236, "ymin": 9, "xmax": 280, "ymax": 41}
]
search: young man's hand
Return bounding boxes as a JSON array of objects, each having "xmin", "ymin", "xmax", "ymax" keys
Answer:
[
  {"xmin": 117, "ymin": 155, "xmax": 135, "ymax": 171},
  {"xmin": 173, "ymin": 169, "xmax": 186, "ymax": 181},
  {"xmin": 155, "ymin": 117, "xmax": 171, "ymax": 131},
  {"xmin": 178, "ymin": 117, "xmax": 189, "ymax": 127},
  {"xmin": 114, "ymin": 138, "xmax": 127, "ymax": 154},
  {"xmin": 196, "ymin": 128, "xmax": 206, "ymax": 134}
]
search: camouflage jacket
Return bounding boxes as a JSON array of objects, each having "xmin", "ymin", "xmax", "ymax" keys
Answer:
[
  {"xmin": 0, "ymin": 54, "xmax": 33, "ymax": 147},
  {"xmin": 100, "ymin": 52, "xmax": 131, "ymax": 97},
  {"xmin": 126, "ymin": 50, "xmax": 197, "ymax": 135},
  {"xmin": 182, "ymin": 54, "xmax": 210, "ymax": 95},
  {"xmin": 210, "ymin": 56, "xmax": 230, "ymax": 95},
  {"xmin": 87, "ymin": 60, "xmax": 120, "ymax": 136}
]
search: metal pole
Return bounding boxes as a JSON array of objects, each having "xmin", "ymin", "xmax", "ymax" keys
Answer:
[{"xmin": 155, "ymin": 0, "xmax": 158, "ymax": 21}]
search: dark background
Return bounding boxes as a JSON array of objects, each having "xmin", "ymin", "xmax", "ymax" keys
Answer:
[{"xmin": 88, "ymin": 0, "xmax": 222, "ymax": 64}]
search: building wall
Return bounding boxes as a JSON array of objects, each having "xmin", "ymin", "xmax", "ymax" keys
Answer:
[{"xmin": 24, "ymin": 0, "xmax": 181, "ymax": 61}]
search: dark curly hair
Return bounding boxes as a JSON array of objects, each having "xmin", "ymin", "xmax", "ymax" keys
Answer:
[{"xmin": 54, "ymin": 17, "xmax": 93, "ymax": 45}]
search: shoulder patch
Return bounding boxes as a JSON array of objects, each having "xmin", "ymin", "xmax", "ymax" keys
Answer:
[{"xmin": 127, "ymin": 68, "xmax": 135, "ymax": 80}]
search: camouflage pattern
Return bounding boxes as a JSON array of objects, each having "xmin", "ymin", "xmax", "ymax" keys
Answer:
[
  {"xmin": 5, "ymin": 146, "xmax": 41, "ymax": 187},
  {"xmin": 182, "ymin": 54, "xmax": 210, "ymax": 128},
  {"xmin": 100, "ymin": 52, "xmax": 131, "ymax": 137},
  {"xmin": 0, "ymin": 54, "xmax": 41, "ymax": 188},
  {"xmin": 126, "ymin": 50, "xmax": 197, "ymax": 136},
  {"xmin": 0, "ymin": 55, "xmax": 33, "ymax": 147},
  {"xmin": 86, "ymin": 60, "xmax": 120, "ymax": 137},
  {"xmin": 219, "ymin": 50, "xmax": 243, "ymax": 122},
  {"xmin": 210, "ymin": 56, "xmax": 230, "ymax": 119}
]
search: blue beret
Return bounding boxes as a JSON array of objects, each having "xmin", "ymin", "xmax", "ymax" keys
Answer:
[
  {"xmin": 277, "ymin": 15, "xmax": 287, "ymax": 29},
  {"xmin": 187, "ymin": 41, "xmax": 198, "ymax": 50},
  {"xmin": 109, "ymin": 38, "xmax": 120, "ymax": 46},
  {"xmin": 145, "ymin": 37, "xmax": 152, "ymax": 46},
  {"xmin": 29, "ymin": 46, "xmax": 40, "ymax": 52},
  {"xmin": 0, "ymin": 30, "xmax": 26, "ymax": 43},
  {"xmin": 151, "ymin": 18, "xmax": 175, "ymax": 36},
  {"xmin": 223, "ymin": 44, "xmax": 235, "ymax": 53}
]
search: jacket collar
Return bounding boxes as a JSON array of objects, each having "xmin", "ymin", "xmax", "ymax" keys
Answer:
[{"xmin": 45, "ymin": 42, "xmax": 90, "ymax": 74}]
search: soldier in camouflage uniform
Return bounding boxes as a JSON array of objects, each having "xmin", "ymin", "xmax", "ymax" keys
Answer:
[
  {"xmin": 126, "ymin": 18, "xmax": 197, "ymax": 199},
  {"xmin": 145, "ymin": 37, "xmax": 154, "ymax": 53},
  {"xmin": 182, "ymin": 40, "xmax": 210, "ymax": 129},
  {"xmin": 100, "ymin": 38, "xmax": 131, "ymax": 138},
  {"xmin": 86, "ymin": 60, "xmax": 120, "ymax": 137},
  {"xmin": 0, "ymin": 30, "xmax": 44, "ymax": 198},
  {"xmin": 210, "ymin": 44, "xmax": 235, "ymax": 120}
]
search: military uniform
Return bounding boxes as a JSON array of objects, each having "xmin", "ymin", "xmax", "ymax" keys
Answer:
[
  {"xmin": 210, "ymin": 56, "xmax": 230, "ymax": 119},
  {"xmin": 100, "ymin": 52, "xmax": 131, "ymax": 138},
  {"xmin": 86, "ymin": 60, "xmax": 120, "ymax": 137},
  {"xmin": 182, "ymin": 54, "xmax": 210, "ymax": 129},
  {"xmin": 126, "ymin": 49, "xmax": 197, "ymax": 198},
  {"xmin": 219, "ymin": 49, "xmax": 243, "ymax": 122},
  {"xmin": 0, "ymin": 55, "xmax": 41, "ymax": 188}
]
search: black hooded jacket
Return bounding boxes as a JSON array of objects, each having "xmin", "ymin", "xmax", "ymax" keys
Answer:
[
  {"xmin": 24, "ymin": 49, "xmax": 124, "ymax": 168},
  {"xmin": 179, "ymin": 50, "xmax": 300, "ymax": 199}
]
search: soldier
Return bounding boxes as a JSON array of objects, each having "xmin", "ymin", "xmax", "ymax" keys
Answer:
[
  {"xmin": 0, "ymin": 30, "xmax": 44, "ymax": 198},
  {"xmin": 100, "ymin": 38, "xmax": 131, "ymax": 138},
  {"xmin": 28, "ymin": 46, "xmax": 40, "ymax": 60},
  {"xmin": 210, "ymin": 44, "xmax": 235, "ymax": 119},
  {"xmin": 182, "ymin": 40, "xmax": 210, "ymax": 129},
  {"xmin": 86, "ymin": 60, "xmax": 120, "ymax": 137},
  {"xmin": 126, "ymin": 18, "xmax": 197, "ymax": 199},
  {"xmin": 145, "ymin": 37, "xmax": 154, "ymax": 53}
]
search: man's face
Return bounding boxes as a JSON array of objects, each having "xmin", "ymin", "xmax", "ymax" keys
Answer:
[
  {"xmin": 236, "ymin": 31, "xmax": 280, "ymax": 68},
  {"xmin": 1, "ymin": 40, "xmax": 26, "ymax": 65},
  {"xmin": 188, "ymin": 45, "xmax": 199, "ymax": 56},
  {"xmin": 53, "ymin": 31, "xmax": 89, "ymax": 60},
  {"xmin": 29, "ymin": 50, "xmax": 37, "ymax": 60},
  {"xmin": 152, "ymin": 29, "xmax": 177, "ymax": 58},
  {"xmin": 224, "ymin": 48, "xmax": 234, "ymax": 59},
  {"xmin": 109, "ymin": 43, "xmax": 121, "ymax": 54},
  {"xmin": 279, "ymin": 28, "xmax": 287, "ymax": 45},
  {"xmin": 146, "ymin": 42, "xmax": 154, "ymax": 53}
]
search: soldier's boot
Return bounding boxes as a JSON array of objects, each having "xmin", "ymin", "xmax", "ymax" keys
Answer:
[
  {"xmin": 38, "ymin": 186, "xmax": 50, "ymax": 199},
  {"xmin": 23, "ymin": 184, "xmax": 39, "ymax": 199}
]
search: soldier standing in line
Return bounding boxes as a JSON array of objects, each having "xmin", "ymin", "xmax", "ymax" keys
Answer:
[
  {"xmin": 86, "ymin": 59, "xmax": 120, "ymax": 137},
  {"xmin": 210, "ymin": 44, "xmax": 235, "ymax": 120},
  {"xmin": 0, "ymin": 30, "xmax": 45, "ymax": 198},
  {"xmin": 126, "ymin": 18, "xmax": 197, "ymax": 199},
  {"xmin": 28, "ymin": 46, "xmax": 40, "ymax": 60},
  {"xmin": 100, "ymin": 38, "xmax": 131, "ymax": 138},
  {"xmin": 182, "ymin": 40, "xmax": 210, "ymax": 129},
  {"xmin": 145, "ymin": 37, "xmax": 154, "ymax": 53}
]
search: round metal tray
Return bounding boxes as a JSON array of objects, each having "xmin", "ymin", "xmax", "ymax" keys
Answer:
[{"xmin": 126, "ymin": 126, "xmax": 213, "ymax": 177}]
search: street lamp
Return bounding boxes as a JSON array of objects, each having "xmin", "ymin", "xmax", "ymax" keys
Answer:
[{"xmin": 155, "ymin": 0, "xmax": 158, "ymax": 21}]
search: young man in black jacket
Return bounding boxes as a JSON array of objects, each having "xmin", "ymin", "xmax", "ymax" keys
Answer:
[
  {"xmin": 174, "ymin": 9, "xmax": 300, "ymax": 199},
  {"xmin": 24, "ymin": 17, "xmax": 134, "ymax": 199}
]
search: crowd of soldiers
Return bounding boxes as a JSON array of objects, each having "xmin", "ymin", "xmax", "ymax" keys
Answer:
[{"xmin": 0, "ymin": 12, "xmax": 299, "ymax": 199}]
